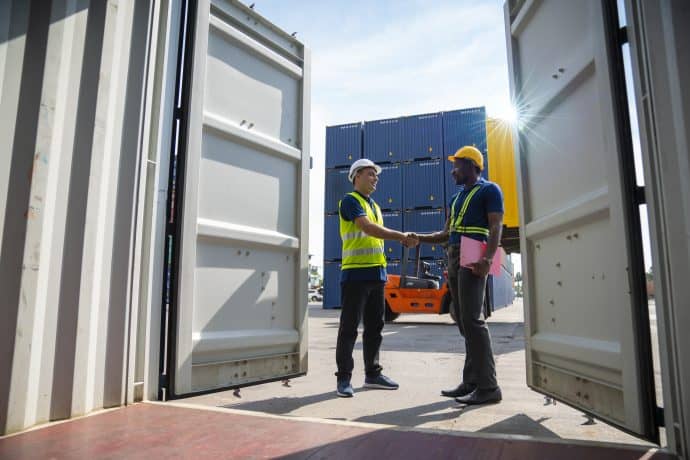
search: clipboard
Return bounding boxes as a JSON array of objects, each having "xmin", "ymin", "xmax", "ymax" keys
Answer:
[{"xmin": 459, "ymin": 236, "xmax": 502, "ymax": 276}]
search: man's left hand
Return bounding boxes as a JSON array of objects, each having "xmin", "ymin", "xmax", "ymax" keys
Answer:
[{"xmin": 468, "ymin": 258, "xmax": 491, "ymax": 277}]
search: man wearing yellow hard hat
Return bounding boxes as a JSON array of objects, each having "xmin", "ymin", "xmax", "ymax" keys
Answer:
[{"xmin": 415, "ymin": 146, "xmax": 504, "ymax": 405}]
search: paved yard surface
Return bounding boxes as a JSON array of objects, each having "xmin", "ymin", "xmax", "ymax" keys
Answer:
[{"xmin": 186, "ymin": 299, "xmax": 660, "ymax": 447}]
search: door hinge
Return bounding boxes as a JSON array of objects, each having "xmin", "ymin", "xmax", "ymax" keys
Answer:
[
  {"xmin": 634, "ymin": 185, "xmax": 646, "ymax": 205},
  {"xmin": 619, "ymin": 26, "xmax": 628, "ymax": 45},
  {"xmin": 159, "ymin": 374, "xmax": 169, "ymax": 401},
  {"xmin": 655, "ymin": 406, "xmax": 665, "ymax": 427}
]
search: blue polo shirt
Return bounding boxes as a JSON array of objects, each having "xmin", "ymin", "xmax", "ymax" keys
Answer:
[
  {"xmin": 448, "ymin": 178, "xmax": 503, "ymax": 245},
  {"xmin": 339, "ymin": 191, "xmax": 387, "ymax": 284}
]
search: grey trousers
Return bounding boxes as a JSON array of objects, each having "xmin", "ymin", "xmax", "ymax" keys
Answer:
[{"xmin": 447, "ymin": 244, "xmax": 498, "ymax": 390}]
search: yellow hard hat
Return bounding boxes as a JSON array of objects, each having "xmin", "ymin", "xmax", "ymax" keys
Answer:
[{"xmin": 447, "ymin": 146, "xmax": 484, "ymax": 171}]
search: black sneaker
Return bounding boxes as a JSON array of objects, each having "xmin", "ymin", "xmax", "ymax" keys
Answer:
[
  {"xmin": 336, "ymin": 381, "xmax": 354, "ymax": 398},
  {"xmin": 363, "ymin": 374, "xmax": 399, "ymax": 390}
]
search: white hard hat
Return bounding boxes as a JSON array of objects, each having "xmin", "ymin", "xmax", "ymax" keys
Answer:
[{"xmin": 348, "ymin": 159, "xmax": 382, "ymax": 183}]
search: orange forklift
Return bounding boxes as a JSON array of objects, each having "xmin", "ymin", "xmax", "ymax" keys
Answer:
[
  {"xmin": 384, "ymin": 245, "xmax": 455, "ymax": 322},
  {"xmin": 384, "ymin": 244, "xmax": 494, "ymax": 323}
]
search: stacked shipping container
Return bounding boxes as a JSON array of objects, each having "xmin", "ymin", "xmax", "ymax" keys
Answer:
[{"xmin": 323, "ymin": 107, "xmax": 515, "ymax": 311}]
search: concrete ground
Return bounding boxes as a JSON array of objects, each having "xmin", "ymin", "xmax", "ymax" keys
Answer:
[{"xmin": 186, "ymin": 299, "xmax": 656, "ymax": 448}]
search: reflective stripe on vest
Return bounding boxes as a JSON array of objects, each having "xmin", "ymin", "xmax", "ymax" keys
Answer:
[
  {"xmin": 339, "ymin": 192, "xmax": 387, "ymax": 270},
  {"xmin": 450, "ymin": 184, "xmax": 490, "ymax": 237}
]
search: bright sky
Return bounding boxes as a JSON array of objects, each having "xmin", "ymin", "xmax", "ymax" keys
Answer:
[{"xmin": 249, "ymin": 0, "xmax": 515, "ymax": 271}]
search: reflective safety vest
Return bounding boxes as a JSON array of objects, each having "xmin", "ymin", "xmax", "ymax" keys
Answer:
[
  {"xmin": 339, "ymin": 192, "xmax": 387, "ymax": 270},
  {"xmin": 450, "ymin": 184, "xmax": 490, "ymax": 238}
]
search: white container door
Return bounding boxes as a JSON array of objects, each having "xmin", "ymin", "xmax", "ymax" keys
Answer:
[
  {"xmin": 505, "ymin": 0, "xmax": 658, "ymax": 441},
  {"xmin": 170, "ymin": 0, "xmax": 310, "ymax": 396}
]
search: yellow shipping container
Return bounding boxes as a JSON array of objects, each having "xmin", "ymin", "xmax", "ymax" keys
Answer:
[{"xmin": 486, "ymin": 118, "xmax": 520, "ymax": 228}]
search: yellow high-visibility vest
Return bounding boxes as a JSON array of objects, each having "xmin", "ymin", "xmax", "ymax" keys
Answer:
[
  {"xmin": 450, "ymin": 184, "xmax": 490, "ymax": 237},
  {"xmin": 339, "ymin": 192, "xmax": 387, "ymax": 270}
]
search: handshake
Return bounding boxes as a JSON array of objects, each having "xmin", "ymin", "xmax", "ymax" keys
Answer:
[{"xmin": 401, "ymin": 232, "xmax": 419, "ymax": 248}]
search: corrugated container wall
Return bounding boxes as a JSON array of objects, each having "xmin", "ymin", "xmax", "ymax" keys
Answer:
[
  {"xmin": 400, "ymin": 113, "xmax": 443, "ymax": 161},
  {"xmin": 486, "ymin": 249, "xmax": 514, "ymax": 311},
  {"xmin": 403, "ymin": 159, "xmax": 445, "ymax": 209},
  {"xmin": 443, "ymin": 107, "xmax": 488, "ymax": 203},
  {"xmin": 325, "ymin": 123, "xmax": 361, "ymax": 168},
  {"xmin": 0, "ymin": 0, "xmax": 152, "ymax": 435},
  {"xmin": 363, "ymin": 117, "xmax": 403, "ymax": 163},
  {"xmin": 403, "ymin": 209, "xmax": 446, "ymax": 259},
  {"xmin": 323, "ymin": 214, "xmax": 340, "ymax": 261},
  {"xmin": 323, "ymin": 261, "xmax": 342, "ymax": 309},
  {"xmin": 382, "ymin": 211, "xmax": 403, "ymax": 260},
  {"xmin": 324, "ymin": 167, "xmax": 351, "ymax": 214},
  {"xmin": 376, "ymin": 163, "xmax": 402, "ymax": 210},
  {"xmin": 486, "ymin": 117, "xmax": 519, "ymax": 228}
]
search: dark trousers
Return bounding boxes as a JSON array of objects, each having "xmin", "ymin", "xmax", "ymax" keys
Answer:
[
  {"xmin": 447, "ymin": 244, "xmax": 498, "ymax": 390},
  {"xmin": 335, "ymin": 281, "xmax": 385, "ymax": 381}
]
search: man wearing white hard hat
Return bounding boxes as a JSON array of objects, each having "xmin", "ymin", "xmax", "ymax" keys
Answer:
[{"xmin": 335, "ymin": 159, "xmax": 418, "ymax": 398}]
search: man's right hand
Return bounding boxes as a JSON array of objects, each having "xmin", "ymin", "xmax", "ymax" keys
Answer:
[{"xmin": 402, "ymin": 232, "xmax": 419, "ymax": 248}]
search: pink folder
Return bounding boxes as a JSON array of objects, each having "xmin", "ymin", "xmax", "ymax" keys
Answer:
[{"xmin": 459, "ymin": 236, "xmax": 502, "ymax": 276}]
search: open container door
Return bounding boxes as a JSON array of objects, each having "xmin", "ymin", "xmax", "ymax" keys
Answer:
[
  {"xmin": 164, "ymin": 0, "xmax": 310, "ymax": 397},
  {"xmin": 505, "ymin": 0, "xmax": 658, "ymax": 442}
]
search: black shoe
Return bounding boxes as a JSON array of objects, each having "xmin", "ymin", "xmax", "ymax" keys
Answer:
[
  {"xmin": 441, "ymin": 382, "xmax": 476, "ymax": 398},
  {"xmin": 455, "ymin": 387, "xmax": 502, "ymax": 405}
]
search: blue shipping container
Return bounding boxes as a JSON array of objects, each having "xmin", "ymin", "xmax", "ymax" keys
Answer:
[
  {"xmin": 488, "ymin": 250, "xmax": 515, "ymax": 311},
  {"xmin": 403, "ymin": 159, "xmax": 445, "ymax": 209},
  {"xmin": 442, "ymin": 107, "xmax": 488, "ymax": 158},
  {"xmin": 363, "ymin": 117, "xmax": 403, "ymax": 163},
  {"xmin": 326, "ymin": 123, "xmax": 362, "ymax": 168},
  {"xmin": 375, "ymin": 162, "xmax": 402, "ymax": 210},
  {"xmin": 443, "ymin": 107, "xmax": 489, "ymax": 204},
  {"xmin": 403, "ymin": 208, "xmax": 446, "ymax": 259},
  {"xmin": 324, "ymin": 167, "xmax": 351, "ymax": 214},
  {"xmin": 443, "ymin": 161, "xmax": 460, "ymax": 207},
  {"xmin": 323, "ymin": 261, "xmax": 342, "ymax": 309},
  {"xmin": 323, "ymin": 214, "xmax": 341, "ymax": 261},
  {"xmin": 489, "ymin": 266, "xmax": 515, "ymax": 311},
  {"xmin": 382, "ymin": 210, "xmax": 402, "ymax": 260},
  {"xmin": 401, "ymin": 112, "xmax": 443, "ymax": 161}
]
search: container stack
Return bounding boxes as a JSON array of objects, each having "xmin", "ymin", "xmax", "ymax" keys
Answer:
[
  {"xmin": 442, "ymin": 107, "xmax": 489, "ymax": 204},
  {"xmin": 323, "ymin": 107, "xmax": 516, "ymax": 310},
  {"xmin": 363, "ymin": 116, "xmax": 405, "ymax": 278},
  {"xmin": 397, "ymin": 112, "xmax": 446, "ymax": 282},
  {"xmin": 324, "ymin": 123, "xmax": 362, "ymax": 308}
]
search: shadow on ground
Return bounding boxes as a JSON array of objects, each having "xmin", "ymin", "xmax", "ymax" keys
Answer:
[
  {"xmin": 478, "ymin": 413, "xmax": 560, "ymax": 438},
  {"xmin": 225, "ymin": 391, "xmax": 484, "ymax": 428},
  {"xmin": 225, "ymin": 391, "xmax": 336, "ymax": 415}
]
